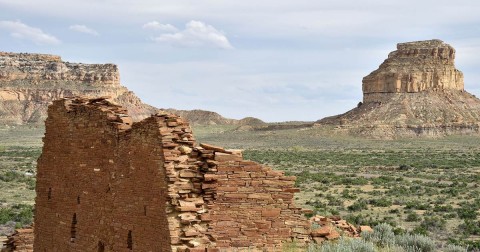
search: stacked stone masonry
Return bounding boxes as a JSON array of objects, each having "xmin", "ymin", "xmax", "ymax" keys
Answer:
[
  {"xmin": 362, "ymin": 39, "xmax": 464, "ymax": 103},
  {"xmin": 1, "ymin": 227, "xmax": 34, "ymax": 252},
  {"xmin": 34, "ymin": 97, "xmax": 311, "ymax": 251}
]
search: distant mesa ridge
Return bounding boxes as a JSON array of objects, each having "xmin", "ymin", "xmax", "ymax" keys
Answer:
[
  {"xmin": 0, "ymin": 51, "xmax": 155, "ymax": 124},
  {"xmin": 0, "ymin": 51, "xmax": 260, "ymax": 126},
  {"xmin": 317, "ymin": 39, "xmax": 480, "ymax": 138}
]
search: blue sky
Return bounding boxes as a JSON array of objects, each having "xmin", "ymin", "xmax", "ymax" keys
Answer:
[{"xmin": 1, "ymin": 0, "xmax": 480, "ymax": 122}]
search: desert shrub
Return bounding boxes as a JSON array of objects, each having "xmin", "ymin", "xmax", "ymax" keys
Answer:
[
  {"xmin": 348, "ymin": 200, "xmax": 368, "ymax": 211},
  {"xmin": 341, "ymin": 189, "xmax": 357, "ymax": 200},
  {"xmin": 315, "ymin": 237, "xmax": 375, "ymax": 252},
  {"xmin": 0, "ymin": 170, "xmax": 36, "ymax": 190},
  {"xmin": 420, "ymin": 216, "xmax": 446, "ymax": 232},
  {"xmin": 457, "ymin": 206, "xmax": 478, "ymax": 220},
  {"xmin": 405, "ymin": 212, "xmax": 421, "ymax": 222},
  {"xmin": 395, "ymin": 234, "xmax": 436, "ymax": 252},
  {"xmin": 0, "ymin": 170, "xmax": 23, "ymax": 182},
  {"xmin": 399, "ymin": 164, "xmax": 412, "ymax": 170},
  {"xmin": 369, "ymin": 198, "xmax": 392, "ymax": 207},
  {"xmin": 443, "ymin": 244, "xmax": 468, "ymax": 252},
  {"xmin": 405, "ymin": 201, "xmax": 430, "ymax": 210},
  {"xmin": 0, "ymin": 204, "xmax": 33, "ymax": 226},
  {"xmin": 326, "ymin": 194, "xmax": 343, "ymax": 206},
  {"xmin": 433, "ymin": 205, "xmax": 453, "ymax": 212},
  {"xmin": 0, "ymin": 208, "xmax": 15, "ymax": 224},
  {"xmin": 362, "ymin": 223, "xmax": 395, "ymax": 247},
  {"xmin": 458, "ymin": 219, "xmax": 480, "ymax": 236}
]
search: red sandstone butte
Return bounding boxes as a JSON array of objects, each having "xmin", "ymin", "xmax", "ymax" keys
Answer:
[{"xmin": 33, "ymin": 97, "xmax": 311, "ymax": 251}]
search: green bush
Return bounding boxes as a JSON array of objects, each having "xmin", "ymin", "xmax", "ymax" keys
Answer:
[
  {"xmin": 362, "ymin": 223, "xmax": 395, "ymax": 247},
  {"xmin": 0, "ymin": 204, "xmax": 34, "ymax": 226},
  {"xmin": 443, "ymin": 244, "xmax": 468, "ymax": 252},
  {"xmin": 457, "ymin": 206, "xmax": 477, "ymax": 220},
  {"xmin": 0, "ymin": 170, "xmax": 23, "ymax": 182},
  {"xmin": 405, "ymin": 212, "xmax": 421, "ymax": 222},
  {"xmin": 420, "ymin": 216, "xmax": 446, "ymax": 232},
  {"xmin": 314, "ymin": 237, "xmax": 375, "ymax": 252},
  {"xmin": 458, "ymin": 219, "xmax": 480, "ymax": 236},
  {"xmin": 395, "ymin": 234, "xmax": 436, "ymax": 252},
  {"xmin": 348, "ymin": 200, "xmax": 368, "ymax": 211},
  {"xmin": 369, "ymin": 198, "xmax": 392, "ymax": 207}
]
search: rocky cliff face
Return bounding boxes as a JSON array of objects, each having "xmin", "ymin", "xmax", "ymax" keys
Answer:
[
  {"xmin": 363, "ymin": 40, "xmax": 464, "ymax": 103},
  {"xmin": 0, "ymin": 52, "xmax": 156, "ymax": 124},
  {"xmin": 318, "ymin": 39, "xmax": 480, "ymax": 138}
]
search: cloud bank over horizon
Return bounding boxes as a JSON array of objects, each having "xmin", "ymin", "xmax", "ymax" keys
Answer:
[
  {"xmin": 0, "ymin": 20, "xmax": 61, "ymax": 45},
  {"xmin": 0, "ymin": 0, "xmax": 479, "ymax": 122}
]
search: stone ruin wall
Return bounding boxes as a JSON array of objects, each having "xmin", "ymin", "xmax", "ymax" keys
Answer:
[
  {"xmin": 362, "ymin": 39, "xmax": 464, "ymax": 103},
  {"xmin": 34, "ymin": 97, "xmax": 310, "ymax": 251}
]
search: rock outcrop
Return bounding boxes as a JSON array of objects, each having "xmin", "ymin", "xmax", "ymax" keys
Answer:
[
  {"xmin": 363, "ymin": 39, "xmax": 464, "ymax": 103},
  {"xmin": 0, "ymin": 52, "xmax": 157, "ymax": 124},
  {"xmin": 317, "ymin": 40, "xmax": 480, "ymax": 138}
]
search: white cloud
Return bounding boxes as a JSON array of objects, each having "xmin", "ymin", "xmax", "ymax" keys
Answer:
[
  {"xmin": 69, "ymin": 24, "xmax": 99, "ymax": 36},
  {"xmin": 152, "ymin": 20, "xmax": 233, "ymax": 49},
  {"xmin": 142, "ymin": 21, "xmax": 177, "ymax": 32},
  {"xmin": 0, "ymin": 20, "xmax": 60, "ymax": 45}
]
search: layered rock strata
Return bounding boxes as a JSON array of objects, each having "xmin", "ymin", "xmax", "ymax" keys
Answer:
[
  {"xmin": 34, "ymin": 97, "xmax": 310, "ymax": 251},
  {"xmin": 363, "ymin": 39, "xmax": 464, "ymax": 103},
  {"xmin": 0, "ymin": 52, "xmax": 156, "ymax": 124},
  {"xmin": 317, "ymin": 40, "xmax": 480, "ymax": 138}
]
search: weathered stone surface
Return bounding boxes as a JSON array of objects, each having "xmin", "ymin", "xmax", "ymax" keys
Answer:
[
  {"xmin": 360, "ymin": 225, "xmax": 374, "ymax": 233},
  {"xmin": 317, "ymin": 39, "xmax": 480, "ymax": 138},
  {"xmin": 33, "ymin": 97, "xmax": 311, "ymax": 251},
  {"xmin": 309, "ymin": 215, "xmax": 364, "ymax": 241},
  {"xmin": 363, "ymin": 39, "xmax": 463, "ymax": 102},
  {"xmin": 1, "ymin": 226, "xmax": 34, "ymax": 252},
  {"xmin": 0, "ymin": 52, "xmax": 157, "ymax": 125}
]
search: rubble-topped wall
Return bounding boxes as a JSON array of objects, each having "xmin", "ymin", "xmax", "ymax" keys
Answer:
[
  {"xmin": 34, "ymin": 97, "xmax": 311, "ymax": 251},
  {"xmin": 362, "ymin": 39, "xmax": 464, "ymax": 103}
]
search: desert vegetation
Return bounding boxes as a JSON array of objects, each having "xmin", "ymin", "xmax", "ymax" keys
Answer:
[{"xmin": 1, "ymin": 125, "xmax": 479, "ymax": 250}]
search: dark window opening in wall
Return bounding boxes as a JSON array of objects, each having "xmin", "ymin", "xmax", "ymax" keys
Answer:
[
  {"xmin": 77, "ymin": 196, "xmax": 80, "ymax": 204},
  {"xmin": 127, "ymin": 230, "xmax": 133, "ymax": 250},
  {"xmin": 144, "ymin": 205, "xmax": 147, "ymax": 216},
  {"xmin": 70, "ymin": 213, "xmax": 77, "ymax": 243},
  {"xmin": 48, "ymin": 188, "xmax": 52, "ymax": 200},
  {"xmin": 98, "ymin": 241, "xmax": 105, "ymax": 252}
]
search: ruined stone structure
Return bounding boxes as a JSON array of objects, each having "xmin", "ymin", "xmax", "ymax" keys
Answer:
[
  {"xmin": 0, "ymin": 52, "xmax": 156, "ymax": 124},
  {"xmin": 34, "ymin": 97, "xmax": 310, "ymax": 251},
  {"xmin": 362, "ymin": 39, "xmax": 464, "ymax": 103}
]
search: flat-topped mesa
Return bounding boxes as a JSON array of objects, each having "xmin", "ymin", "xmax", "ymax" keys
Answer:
[
  {"xmin": 0, "ymin": 52, "xmax": 120, "ymax": 87},
  {"xmin": 362, "ymin": 39, "xmax": 464, "ymax": 103},
  {"xmin": 0, "ymin": 51, "xmax": 156, "ymax": 124}
]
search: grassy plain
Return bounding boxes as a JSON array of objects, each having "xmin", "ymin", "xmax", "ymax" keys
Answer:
[
  {"xmin": 194, "ymin": 125, "xmax": 480, "ymax": 249},
  {"xmin": 1, "ymin": 124, "xmax": 480, "ymax": 249}
]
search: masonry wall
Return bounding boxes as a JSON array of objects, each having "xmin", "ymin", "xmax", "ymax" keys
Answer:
[
  {"xmin": 34, "ymin": 98, "xmax": 171, "ymax": 251},
  {"xmin": 34, "ymin": 97, "xmax": 311, "ymax": 252}
]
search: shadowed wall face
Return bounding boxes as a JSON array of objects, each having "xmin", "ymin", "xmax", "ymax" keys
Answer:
[{"xmin": 34, "ymin": 99, "xmax": 171, "ymax": 252}]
